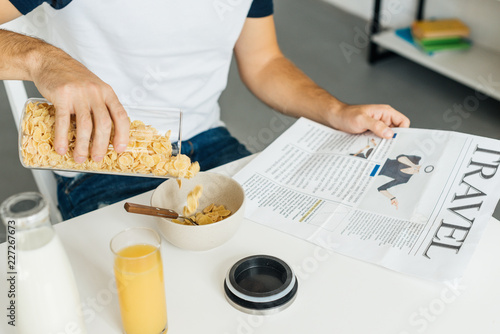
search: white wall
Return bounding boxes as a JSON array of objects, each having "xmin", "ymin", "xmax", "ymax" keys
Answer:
[{"xmin": 323, "ymin": 0, "xmax": 500, "ymax": 53}]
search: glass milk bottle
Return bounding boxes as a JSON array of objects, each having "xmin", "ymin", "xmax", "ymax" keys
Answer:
[{"xmin": 0, "ymin": 192, "xmax": 87, "ymax": 334}]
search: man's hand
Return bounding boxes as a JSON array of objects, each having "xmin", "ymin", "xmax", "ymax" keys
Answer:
[
  {"xmin": 0, "ymin": 29, "xmax": 129, "ymax": 163},
  {"xmin": 328, "ymin": 103, "xmax": 410, "ymax": 139},
  {"xmin": 32, "ymin": 52, "xmax": 130, "ymax": 163}
]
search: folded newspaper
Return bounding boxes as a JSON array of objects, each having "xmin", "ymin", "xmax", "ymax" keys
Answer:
[{"xmin": 233, "ymin": 117, "xmax": 500, "ymax": 281}]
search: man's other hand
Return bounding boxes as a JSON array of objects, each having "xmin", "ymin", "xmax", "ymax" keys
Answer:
[{"xmin": 329, "ymin": 103, "xmax": 410, "ymax": 139}]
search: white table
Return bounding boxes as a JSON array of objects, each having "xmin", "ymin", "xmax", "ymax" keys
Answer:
[{"xmin": 2, "ymin": 155, "xmax": 500, "ymax": 334}]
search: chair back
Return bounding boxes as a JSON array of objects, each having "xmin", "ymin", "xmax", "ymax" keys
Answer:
[{"xmin": 2, "ymin": 13, "xmax": 62, "ymax": 223}]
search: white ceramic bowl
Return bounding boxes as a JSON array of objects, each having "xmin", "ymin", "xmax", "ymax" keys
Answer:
[{"xmin": 151, "ymin": 172, "xmax": 245, "ymax": 251}]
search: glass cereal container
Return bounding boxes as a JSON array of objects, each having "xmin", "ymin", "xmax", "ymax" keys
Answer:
[{"xmin": 18, "ymin": 98, "xmax": 199, "ymax": 179}]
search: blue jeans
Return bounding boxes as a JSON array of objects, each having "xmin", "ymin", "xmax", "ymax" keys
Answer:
[{"xmin": 55, "ymin": 127, "xmax": 251, "ymax": 220}]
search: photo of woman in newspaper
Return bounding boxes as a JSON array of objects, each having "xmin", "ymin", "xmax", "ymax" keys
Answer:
[{"xmin": 377, "ymin": 154, "xmax": 434, "ymax": 209}]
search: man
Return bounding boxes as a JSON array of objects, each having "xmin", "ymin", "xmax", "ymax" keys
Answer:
[{"xmin": 0, "ymin": 0, "xmax": 410, "ymax": 219}]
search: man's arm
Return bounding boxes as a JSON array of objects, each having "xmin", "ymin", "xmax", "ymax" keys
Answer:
[
  {"xmin": 234, "ymin": 16, "xmax": 410, "ymax": 139},
  {"xmin": 0, "ymin": 1, "xmax": 129, "ymax": 162},
  {"xmin": 0, "ymin": 0, "xmax": 21, "ymax": 23}
]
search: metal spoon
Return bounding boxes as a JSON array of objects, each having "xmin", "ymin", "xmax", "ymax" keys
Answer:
[{"xmin": 124, "ymin": 202, "xmax": 198, "ymax": 225}]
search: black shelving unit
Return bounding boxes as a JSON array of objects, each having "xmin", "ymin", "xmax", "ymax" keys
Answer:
[{"xmin": 368, "ymin": 0, "xmax": 426, "ymax": 64}]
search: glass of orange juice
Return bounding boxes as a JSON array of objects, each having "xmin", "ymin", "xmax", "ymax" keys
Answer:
[{"xmin": 110, "ymin": 227, "xmax": 167, "ymax": 334}]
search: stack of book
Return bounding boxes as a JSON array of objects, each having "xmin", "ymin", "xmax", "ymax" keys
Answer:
[{"xmin": 411, "ymin": 19, "xmax": 471, "ymax": 54}]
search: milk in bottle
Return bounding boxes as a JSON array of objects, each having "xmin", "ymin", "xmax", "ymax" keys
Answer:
[{"xmin": 0, "ymin": 192, "xmax": 87, "ymax": 333}]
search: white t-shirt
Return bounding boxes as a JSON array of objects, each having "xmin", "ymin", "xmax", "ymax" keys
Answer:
[{"xmin": 16, "ymin": 0, "xmax": 270, "ymax": 140}]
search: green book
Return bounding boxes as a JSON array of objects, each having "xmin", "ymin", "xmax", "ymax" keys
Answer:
[
  {"xmin": 415, "ymin": 38, "xmax": 471, "ymax": 54},
  {"xmin": 418, "ymin": 36, "xmax": 464, "ymax": 46}
]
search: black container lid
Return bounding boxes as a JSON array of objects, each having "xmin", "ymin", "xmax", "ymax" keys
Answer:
[{"xmin": 224, "ymin": 255, "xmax": 298, "ymax": 315}]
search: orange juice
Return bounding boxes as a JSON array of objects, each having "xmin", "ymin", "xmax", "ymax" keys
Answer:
[{"xmin": 114, "ymin": 244, "xmax": 167, "ymax": 334}]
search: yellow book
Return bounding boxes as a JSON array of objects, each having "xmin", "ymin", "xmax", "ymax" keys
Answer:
[{"xmin": 412, "ymin": 19, "xmax": 470, "ymax": 39}]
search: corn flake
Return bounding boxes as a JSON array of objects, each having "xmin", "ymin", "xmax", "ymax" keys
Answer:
[{"xmin": 183, "ymin": 184, "xmax": 203, "ymax": 217}]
